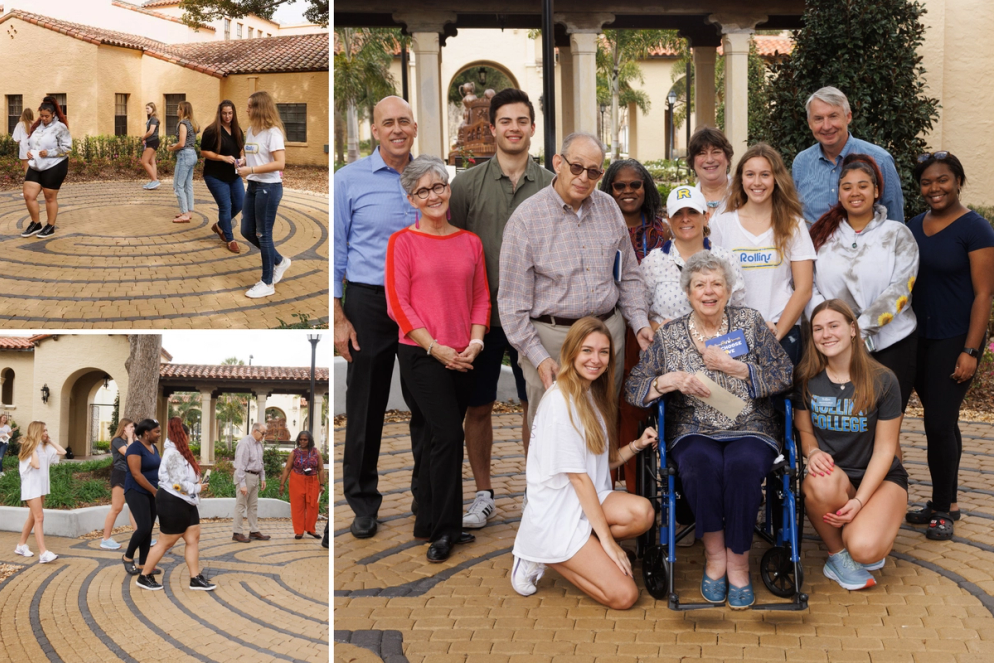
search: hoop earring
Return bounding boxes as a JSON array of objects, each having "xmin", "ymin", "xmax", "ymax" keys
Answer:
[{"xmin": 415, "ymin": 210, "xmax": 420, "ymax": 230}]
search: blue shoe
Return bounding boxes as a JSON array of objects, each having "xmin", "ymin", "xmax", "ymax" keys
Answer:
[
  {"xmin": 860, "ymin": 558, "xmax": 886, "ymax": 571},
  {"xmin": 727, "ymin": 579, "xmax": 755, "ymax": 610},
  {"xmin": 823, "ymin": 549, "xmax": 876, "ymax": 590},
  {"xmin": 700, "ymin": 570, "xmax": 727, "ymax": 604}
]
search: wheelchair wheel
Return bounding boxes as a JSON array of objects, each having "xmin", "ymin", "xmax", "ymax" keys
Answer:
[
  {"xmin": 635, "ymin": 447, "xmax": 659, "ymax": 559},
  {"xmin": 760, "ymin": 546, "xmax": 803, "ymax": 598},
  {"xmin": 641, "ymin": 544, "xmax": 669, "ymax": 600}
]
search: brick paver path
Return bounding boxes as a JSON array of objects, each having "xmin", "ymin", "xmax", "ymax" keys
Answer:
[
  {"xmin": 0, "ymin": 518, "xmax": 329, "ymax": 662},
  {"xmin": 0, "ymin": 181, "xmax": 329, "ymax": 328},
  {"xmin": 334, "ymin": 413, "xmax": 994, "ymax": 662}
]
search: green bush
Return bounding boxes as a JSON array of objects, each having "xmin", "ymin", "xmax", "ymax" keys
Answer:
[
  {"xmin": 264, "ymin": 444, "xmax": 288, "ymax": 479},
  {"xmin": 0, "ymin": 457, "xmax": 113, "ymax": 508},
  {"xmin": 3, "ymin": 417, "xmax": 23, "ymax": 458},
  {"xmin": 94, "ymin": 440, "xmax": 111, "ymax": 453}
]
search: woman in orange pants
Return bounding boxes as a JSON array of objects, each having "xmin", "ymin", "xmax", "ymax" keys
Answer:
[{"xmin": 279, "ymin": 431, "xmax": 325, "ymax": 538}]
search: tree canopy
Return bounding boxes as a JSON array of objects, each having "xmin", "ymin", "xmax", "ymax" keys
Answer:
[{"xmin": 178, "ymin": 0, "xmax": 328, "ymax": 28}]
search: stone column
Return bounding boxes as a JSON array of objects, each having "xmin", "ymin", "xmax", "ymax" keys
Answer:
[
  {"xmin": 255, "ymin": 391, "xmax": 268, "ymax": 438},
  {"xmin": 558, "ymin": 14, "xmax": 613, "ymax": 138},
  {"xmin": 693, "ymin": 46, "xmax": 718, "ymax": 130},
  {"xmin": 395, "ymin": 12, "xmax": 455, "ymax": 158},
  {"xmin": 558, "ymin": 42, "xmax": 575, "ymax": 140},
  {"xmin": 311, "ymin": 392, "xmax": 326, "ymax": 452},
  {"xmin": 199, "ymin": 389, "xmax": 212, "ymax": 465},
  {"xmin": 710, "ymin": 14, "xmax": 766, "ymax": 167},
  {"xmin": 208, "ymin": 395, "xmax": 217, "ymax": 464}
]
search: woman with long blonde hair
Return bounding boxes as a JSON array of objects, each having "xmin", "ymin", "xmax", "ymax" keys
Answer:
[
  {"xmin": 140, "ymin": 102, "xmax": 160, "ymax": 190},
  {"xmin": 709, "ymin": 142, "xmax": 816, "ymax": 364},
  {"xmin": 15, "ymin": 421, "xmax": 66, "ymax": 562},
  {"xmin": 12, "ymin": 108, "xmax": 34, "ymax": 173},
  {"xmin": 167, "ymin": 100, "xmax": 199, "ymax": 223},
  {"xmin": 100, "ymin": 418, "xmax": 138, "ymax": 549},
  {"xmin": 511, "ymin": 317, "xmax": 656, "ymax": 608},
  {"xmin": 794, "ymin": 300, "xmax": 908, "ymax": 591},
  {"xmin": 237, "ymin": 91, "xmax": 292, "ymax": 298}
]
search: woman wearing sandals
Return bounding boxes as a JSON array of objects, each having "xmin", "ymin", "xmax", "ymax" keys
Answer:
[
  {"xmin": 279, "ymin": 431, "xmax": 325, "ymax": 539},
  {"xmin": 795, "ymin": 300, "xmax": 908, "ymax": 591},
  {"xmin": 14, "ymin": 421, "xmax": 66, "ymax": 563},
  {"xmin": 238, "ymin": 91, "xmax": 292, "ymax": 299},
  {"xmin": 201, "ymin": 100, "xmax": 244, "ymax": 253},
  {"xmin": 167, "ymin": 101, "xmax": 199, "ymax": 224},
  {"xmin": 135, "ymin": 418, "xmax": 216, "ymax": 591},
  {"xmin": 141, "ymin": 102, "xmax": 161, "ymax": 190},
  {"xmin": 100, "ymin": 418, "xmax": 139, "ymax": 549},
  {"xmin": 122, "ymin": 419, "xmax": 163, "ymax": 577}
]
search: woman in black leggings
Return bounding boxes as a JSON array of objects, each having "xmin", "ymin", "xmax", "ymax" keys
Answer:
[
  {"xmin": 122, "ymin": 419, "xmax": 163, "ymax": 576},
  {"xmin": 904, "ymin": 153, "xmax": 994, "ymax": 540}
]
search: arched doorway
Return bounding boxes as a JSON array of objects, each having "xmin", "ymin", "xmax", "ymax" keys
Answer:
[
  {"xmin": 446, "ymin": 61, "xmax": 520, "ymax": 150},
  {"xmin": 264, "ymin": 407, "xmax": 290, "ymax": 443},
  {"xmin": 61, "ymin": 368, "xmax": 117, "ymax": 457},
  {"xmin": 0, "ymin": 367, "xmax": 13, "ymax": 406}
]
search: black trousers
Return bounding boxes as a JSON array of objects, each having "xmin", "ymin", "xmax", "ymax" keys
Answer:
[
  {"xmin": 915, "ymin": 334, "xmax": 974, "ymax": 512},
  {"xmin": 125, "ymin": 490, "xmax": 157, "ymax": 565},
  {"xmin": 342, "ymin": 283, "xmax": 422, "ymax": 518},
  {"xmin": 872, "ymin": 332, "xmax": 918, "ymax": 412},
  {"xmin": 398, "ymin": 344, "xmax": 471, "ymax": 542}
]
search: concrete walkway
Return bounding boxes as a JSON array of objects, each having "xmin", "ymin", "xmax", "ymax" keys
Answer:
[
  {"xmin": 1, "ymin": 518, "xmax": 329, "ymax": 662},
  {"xmin": 0, "ymin": 181, "xmax": 329, "ymax": 328},
  {"xmin": 333, "ymin": 413, "xmax": 994, "ymax": 662}
]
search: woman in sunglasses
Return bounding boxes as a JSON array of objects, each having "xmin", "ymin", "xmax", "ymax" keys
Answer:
[
  {"xmin": 385, "ymin": 154, "xmax": 489, "ymax": 563},
  {"xmin": 904, "ymin": 152, "xmax": 994, "ymax": 541}
]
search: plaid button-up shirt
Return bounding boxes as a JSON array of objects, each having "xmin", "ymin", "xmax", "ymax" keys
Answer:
[{"xmin": 498, "ymin": 179, "xmax": 650, "ymax": 367}]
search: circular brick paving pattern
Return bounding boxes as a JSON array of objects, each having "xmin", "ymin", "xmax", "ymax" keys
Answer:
[
  {"xmin": 334, "ymin": 414, "xmax": 994, "ymax": 662},
  {"xmin": 0, "ymin": 181, "xmax": 329, "ymax": 328},
  {"xmin": 0, "ymin": 519, "xmax": 329, "ymax": 662}
]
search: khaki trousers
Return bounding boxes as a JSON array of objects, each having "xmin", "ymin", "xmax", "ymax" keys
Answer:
[
  {"xmin": 518, "ymin": 310, "xmax": 627, "ymax": 430},
  {"xmin": 234, "ymin": 472, "xmax": 260, "ymax": 535}
]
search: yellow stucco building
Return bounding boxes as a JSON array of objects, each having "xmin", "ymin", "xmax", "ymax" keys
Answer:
[{"xmin": 0, "ymin": 9, "xmax": 329, "ymax": 166}]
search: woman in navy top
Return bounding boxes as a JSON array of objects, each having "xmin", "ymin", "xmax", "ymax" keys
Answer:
[
  {"xmin": 122, "ymin": 419, "xmax": 163, "ymax": 576},
  {"xmin": 904, "ymin": 153, "xmax": 994, "ymax": 541}
]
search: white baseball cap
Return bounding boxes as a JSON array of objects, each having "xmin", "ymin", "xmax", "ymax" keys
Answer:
[{"xmin": 666, "ymin": 185, "xmax": 707, "ymax": 217}]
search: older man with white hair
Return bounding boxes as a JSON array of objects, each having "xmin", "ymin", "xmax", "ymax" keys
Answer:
[
  {"xmin": 232, "ymin": 421, "xmax": 270, "ymax": 543},
  {"xmin": 792, "ymin": 86, "xmax": 904, "ymax": 226}
]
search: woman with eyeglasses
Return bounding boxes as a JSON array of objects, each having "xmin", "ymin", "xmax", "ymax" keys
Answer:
[
  {"xmin": 689, "ymin": 127, "xmax": 735, "ymax": 215},
  {"xmin": 280, "ymin": 430, "xmax": 326, "ymax": 539},
  {"xmin": 385, "ymin": 154, "xmax": 489, "ymax": 563},
  {"xmin": 904, "ymin": 152, "xmax": 994, "ymax": 541}
]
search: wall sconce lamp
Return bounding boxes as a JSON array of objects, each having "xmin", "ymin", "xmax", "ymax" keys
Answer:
[{"xmin": 41, "ymin": 384, "xmax": 50, "ymax": 403}]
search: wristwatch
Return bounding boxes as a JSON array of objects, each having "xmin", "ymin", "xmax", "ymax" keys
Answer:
[{"xmin": 962, "ymin": 347, "xmax": 979, "ymax": 358}]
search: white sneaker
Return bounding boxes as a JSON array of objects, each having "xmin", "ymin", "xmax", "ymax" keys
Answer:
[
  {"xmin": 245, "ymin": 281, "xmax": 275, "ymax": 298},
  {"xmin": 147, "ymin": 180, "xmax": 160, "ymax": 190},
  {"xmin": 14, "ymin": 544, "xmax": 33, "ymax": 557},
  {"xmin": 100, "ymin": 538, "xmax": 122, "ymax": 550},
  {"xmin": 521, "ymin": 492, "xmax": 528, "ymax": 511},
  {"xmin": 39, "ymin": 550, "xmax": 58, "ymax": 564},
  {"xmin": 511, "ymin": 555, "xmax": 546, "ymax": 596},
  {"xmin": 150, "ymin": 539, "xmax": 157, "ymax": 547},
  {"xmin": 272, "ymin": 256, "xmax": 292, "ymax": 284},
  {"xmin": 463, "ymin": 491, "xmax": 497, "ymax": 529}
]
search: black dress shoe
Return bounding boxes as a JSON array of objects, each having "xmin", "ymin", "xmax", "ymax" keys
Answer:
[
  {"xmin": 350, "ymin": 516, "xmax": 377, "ymax": 539},
  {"xmin": 457, "ymin": 531, "xmax": 476, "ymax": 544},
  {"xmin": 427, "ymin": 532, "xmax": 475, "ymax": 563}
]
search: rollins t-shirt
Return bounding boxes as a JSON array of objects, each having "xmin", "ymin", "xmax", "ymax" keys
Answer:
[{"xmin": 795, "ymin": 368, "xmax": 902, "ymax": 481}]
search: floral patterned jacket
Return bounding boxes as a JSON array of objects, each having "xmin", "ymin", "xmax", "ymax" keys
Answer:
[{"xmin": 624, "ymin": 306, "xmax": 794, "ymax": 452}]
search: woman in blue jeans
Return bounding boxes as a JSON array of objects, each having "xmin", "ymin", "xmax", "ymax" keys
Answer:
[
  {"xmin": 237, "ymin": 91, "xmax": 291, "ymax": 299},
  {"xmin": 167, "ymin": 101, "xmax": 199, "ymax": 224},
  {"xmin": 201, "ymin": 100, "xmax": 244, "ymax": 253}
]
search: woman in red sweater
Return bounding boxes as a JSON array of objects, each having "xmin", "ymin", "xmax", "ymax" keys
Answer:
[{"xmin": 386, "ymin": 155, "xmax": 490, "ymax": 563}]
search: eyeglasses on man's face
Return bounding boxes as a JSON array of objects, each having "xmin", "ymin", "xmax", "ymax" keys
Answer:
[
  {"xmin": 560, "ymin": 154, "xmax": 604, "ymax": 181},
  {"xmin": 412, "ymin": 182, "xmax": 448, "ymax": 199}
]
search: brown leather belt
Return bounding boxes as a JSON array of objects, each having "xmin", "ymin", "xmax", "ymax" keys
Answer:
[
  {"xmin": 246, "ymin": 470, "xmax": 261, "ymax": 475},
  {"xmin": 531, "ymin": 309, "xmax": 615, "ymax": 327}
]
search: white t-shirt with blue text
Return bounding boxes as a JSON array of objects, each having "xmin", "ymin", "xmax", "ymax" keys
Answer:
[{"xmin": 244, "ymin": 126, "xmax": 285, "ymax": 184}]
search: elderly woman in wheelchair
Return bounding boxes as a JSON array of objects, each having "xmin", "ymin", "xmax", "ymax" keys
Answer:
[{"xmin": 625, "ymin": 251, "xmax": 794, "ymax": 609}]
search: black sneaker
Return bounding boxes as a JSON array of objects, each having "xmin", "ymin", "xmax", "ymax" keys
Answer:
[
  {"xmin": 38, "ymin": 224, "xmax": 55, "ymax": 238},
  {"xmin": 189, "ymin": 574, "xmax": 216, "ymax": 591},
  {"xmin": 20, "ymin": 222, "xmax": 41, "ymax": 238},
  {"xmin": 136, "ymin": 574, "xmax": 162, "ymax": 591}
]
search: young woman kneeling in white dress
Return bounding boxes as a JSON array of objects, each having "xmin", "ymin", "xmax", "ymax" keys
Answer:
[{"xmin": 511, "ymin": 317, "xmax": 656, "ymax": 609}]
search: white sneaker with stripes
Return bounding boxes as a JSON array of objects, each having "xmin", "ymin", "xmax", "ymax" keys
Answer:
[{"xmin": 462, "ymin": 491, "xmax": 496, "ymax": 529}]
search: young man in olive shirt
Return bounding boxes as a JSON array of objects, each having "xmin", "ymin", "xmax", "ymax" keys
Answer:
[{"xmin": 448, "ymin": 89, "xmax": 554, "ymax": 529}]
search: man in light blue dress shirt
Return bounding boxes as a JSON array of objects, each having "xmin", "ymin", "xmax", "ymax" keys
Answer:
[
  {"xmin": 334, "ymin": 96, "xmax": 421, "ymax": 539},
  {"xmin": 792, "ymin": 86, "xmax": 905, "ymax": 227}
]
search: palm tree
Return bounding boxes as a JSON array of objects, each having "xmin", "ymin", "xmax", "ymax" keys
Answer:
[
  {"xmin": 168, "ymin": 392, "xmax": 202, "ymax": 439},
  {"xmin": 215, "ymin": 357, "xmax": 251, "ymax": 446}
]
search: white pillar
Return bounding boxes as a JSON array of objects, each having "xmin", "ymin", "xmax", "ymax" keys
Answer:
[
  {"xmin": 722, "ymin": 31, "xmax": 751, "ymax": 165},
  {"xmin": 410, "ymin": 31, "xmax": 443, "ymax": 158},
  {"xmin": 256, "ymin": 392, "xmax": 268, "ymax": 431},
  {"xmin": 199, "ymin": 390, "xmax": 212, "ymax": 465},
  {"xmin": 209, "ymin": 395, "xmax": 217, "ymax": 463},
  {"xmin": 693, "ymin": 46, "xmax": 718, "ymax": 130},
  {"xmin": 558, "ymin": 42, "xmax": 575, "ymax": 140},
  {"xmin": 569, "ymin": 32, "xmax": 599, "ymax": 136},
  {"xmin": 311, "ymin": 392, "xmax": 326, "ymax": 452}
]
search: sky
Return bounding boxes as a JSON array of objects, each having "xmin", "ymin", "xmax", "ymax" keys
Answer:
[{"xmin": 271, "ymin": 1, "xmax": 310, "ymax": 26}]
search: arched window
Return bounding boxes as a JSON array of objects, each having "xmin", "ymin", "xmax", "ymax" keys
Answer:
[{"xmin": 0, "ymin": 368, "xmax": 13, "ymax": 406}]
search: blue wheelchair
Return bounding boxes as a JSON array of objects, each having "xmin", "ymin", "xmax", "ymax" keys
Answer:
[{"xmin": 635, "ymin": 398, "xmax": 809, "ymax": 611}]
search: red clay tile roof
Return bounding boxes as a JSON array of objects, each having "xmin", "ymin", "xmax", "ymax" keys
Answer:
[
  {"xmin": 0, "ymin": 337, "xmax": 36, "ymax": 350},
  {"xmin": 645, "ymin": 34, "xmax": 794, "ymax": 58},
  {"xmin": 0, "ymin": 10, "xmax": 326, "ymax": 77},
  {"xmin": 160, "ymin": 364, "xmax": 330, "ymax": 382},
  {"xmin": 112, "ymin": 1, "xmax": 215, "ymax": 32}
]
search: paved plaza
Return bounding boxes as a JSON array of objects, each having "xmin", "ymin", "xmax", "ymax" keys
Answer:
[
  {"xmin": 0, "ymin": 517, "xmax": 329, "ymax": 663},
  {"xmin": 334, "ymin": 412, "xmax": 994, "ymax": 662},
  {"xmin": 0, "ymin": 181, "xmax": 329, "ymax": 329}
]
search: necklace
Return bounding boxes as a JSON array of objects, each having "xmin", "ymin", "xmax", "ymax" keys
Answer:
[
  {"xmin": 688, "ymin": 313, "xmax": 728, "ymax": 344},
  {"xmin": 826, "ymin": 367, "xmax": 850, "ymax": 387}
]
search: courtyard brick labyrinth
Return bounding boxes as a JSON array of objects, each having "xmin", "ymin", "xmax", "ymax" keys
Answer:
[
  {"xmin": 334, "ymin": 414, "xmax": 994, "ymax": 662},
  {"xmin": 0, "ymin": 181, "xmax": 328, "ymax": 328},
  {"xmin": 0, "ymin": 519, "xmax": 329, "ymax": 662}
]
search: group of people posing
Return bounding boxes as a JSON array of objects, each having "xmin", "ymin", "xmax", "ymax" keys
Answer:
[
  {"xmin": 9, "ymin": 92, "xmax": 292, "ymax": 299},
  {"xmin": 334, "ymin": 86, "xmax": 994, "ymax": 608}
]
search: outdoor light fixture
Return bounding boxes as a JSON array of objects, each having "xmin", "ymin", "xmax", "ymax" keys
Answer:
[
  {"xmin": 103, "ymin": 374, "xmax": 110, "ymax": 390},
  {"xmin": 667, "ymin": 90, "xmax": 678, "ymax": 106},
  {"xmin": 478, "ymin": 66, "xmax": 487, "ymax": 86},
  {"xmin": 41, "ymin": 384, "xmax": 49, "ymax": 403}
]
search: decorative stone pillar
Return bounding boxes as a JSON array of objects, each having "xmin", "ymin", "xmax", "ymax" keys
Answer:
[
  {"xmin": 693, "ymin": 46, "xmax": 718, "ymax": 130},
  {"xmin": 199, "ymin": 389, "xmax": 212, "ymax": 465},
  {"xmin": 710, "ymin": 14, "xmax": 766, "ymax": 167},
  {"xmin": 255, "ymin": 391, "xmax": 268, "ymax": 437},
  {"xmin": 311, "ymin": 392, "xmax": 326, "ymax": 452},
  {"xmin": 209, "ymin": 395, "xmax": 217, "ymax": 464},
  {"xmin": 558, "ymin": 42, "xmax": 575, "ymax": 140},
  {"xmin": 558, "ymin": 13, "xmax": 613, "ymax": 138},
  {"xmin": 394, "ymin": 12, "xmax": 455, "ymax": 158}
]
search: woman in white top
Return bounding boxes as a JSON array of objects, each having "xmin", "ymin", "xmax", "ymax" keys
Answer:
[
  {"xmin": 641, "ymin": 185, "xmax": 746, "ymax": 329},
  {"xmin": 14, "ymin": 421, "xmax": 66, "ymax": 563},
  {"xmin": 511, "ymin": 317, "xmax": 656, "ymax": 609},
  {"xmin": 689, "ymin": 127, "xmax": 734, "ymax": 216},
  {"xmin": 11, "ymin": 108, "xmax": 34, "ymax": 173},
  {"xmin": 710, "ymin": 143, "xmax": 815, "ymax": 364},
  {"xmin": 0, "ymin": 413, "xmax": 17, "ymax": 478},
  {"xmin": 20, "ymin": 96, "xmax": 72, "ymax": 240},
  {"xmin": 237, "ymin": 90, "xmax": 292, "ymax": 299},
  {"xmin": 807, "ymin": 154, "xmax": 919, "ymax": 413}
]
